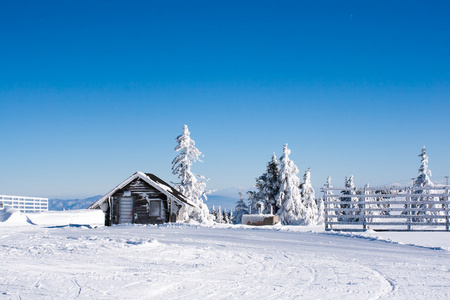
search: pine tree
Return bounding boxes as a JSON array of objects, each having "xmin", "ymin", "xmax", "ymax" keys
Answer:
[
  {"xmin": 215, "ymin": 206, "xmax": 223, "ymax": 223},
  {"xmin": 415, "ymin": 146, "xmax": 433, "ymax": 188},
  {"xmin": 222, "ymin": 209, "xmax": 231, "ymax": 224},
  {"xmin": 247, "ymin": 153, "xmax": 281, "ymax": 215},
  {"xmin": 340, "ymin": 175, "xmax": 359, "ymax": 222},
  {"xmin": 411, "ymin": 146, "xmax": 440, "ymax": 222},
  {"xmin": 300, "ymin": 168, "xmax": 318, "ymax": 225},
  {"xmin": 252, "ymin": 173, "xmax": 266, "ymax": 214},
  {"xmin": 262, "ymin": 153, "xmax": 281, "ymax": 214},
  {"xmin": 322, "ymin": 176, "xmax": 334, "ymax": 225},
  {"xmin": 210, "ymin": 206, "xmax": 217, "ymax": 221},
  {"xmin": 234, "ymin": 192, "xmax": 248, "ymax": 224},
  {"xmin": 276, "ymin": 144, "xmax": 304, "ymax": 225},
  {"xmin": 172, "ymin": 125, "xmax": 212, "ymax": 223},
  {"xmin": 373, "ymin": 189, "xmax": 392, "ymax": 216}
]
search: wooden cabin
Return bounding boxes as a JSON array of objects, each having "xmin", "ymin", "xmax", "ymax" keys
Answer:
[{"xmin": 88, "ymin": 172, "xmax": 194, "ymax": 226}]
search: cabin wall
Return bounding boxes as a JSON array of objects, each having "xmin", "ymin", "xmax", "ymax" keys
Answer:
[{"xmin": 108, "ymin": 178, "xmax": 179, "ymax": 225}]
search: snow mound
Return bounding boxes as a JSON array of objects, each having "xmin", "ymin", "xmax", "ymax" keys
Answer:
[
  {"xmin": 0, "ymin": 207, "xmax": 34, "ymax": 226},
  {"xmin": 0, "ymin": 208, "xmax": 104, "ymax": 228},
  {"xmin": 26, "ymin": 209, "xmax": 104, "ymax": 227}
]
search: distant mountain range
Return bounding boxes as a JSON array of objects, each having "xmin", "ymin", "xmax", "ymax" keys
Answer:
[
  {"xmin": 48, "ymin": 195, "xmax": 102, "ymax": 211},
  {"xmin": 205, "ymin": 195, "xmax": 238, "ymax": 211},
  {"xmin": 206, "ymin": 187, "xmax": 252, "ymax": 211}
]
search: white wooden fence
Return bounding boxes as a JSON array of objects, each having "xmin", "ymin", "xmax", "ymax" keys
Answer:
[
  {"xmin": 322, "ymin": 186, "xmax": 450, "ymax": 231},
  {"xmin": 0, "ymin": 195, "xmax": 48, "ymax": 213}
]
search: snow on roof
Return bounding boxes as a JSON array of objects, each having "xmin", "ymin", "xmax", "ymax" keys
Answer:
[{"xmin": 88, "ymin": 172, "xmax": 195, "ymax": 209}]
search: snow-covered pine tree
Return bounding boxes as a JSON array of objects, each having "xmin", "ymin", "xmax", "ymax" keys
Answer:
[
  {"xmin": 323, "ymin": 176, "xmax": 333, "ymax": 225},
  {"xmin": 300, "ymin": 168, "xmax": 318, "ymax": 225},
  {"xmin": 316, "ymin": 196, "xmax": 325, "ymax": 225},
  {"xmin": 246, "ymin": 190, "xmax": 259, "ymax": 215},
  {"xmin": 363, "ymin": 184, "xmax": 391, "ymax": 223},
  {"xmin": 215, "ymin": 206, "xmax": 223, "ymax": 223},
  {"xmin": 340, "ymin": 175, "xmax": 359, "ymax": 222},
  {"xmin": 362, "ymin": 183, "xmax": 374, "ymax": 223},
  {"xmin": 411, "ymin": 146, "xmax": 440, "ymax": 222},
  {"xmin": 222, "ymin": 209, "xmax": 231, "ymax": 224},
  {"xmin": 373, "ymin": 188, "xmax": 392, "ymax": 217},
  {"xmin": 247, "ymin": 153, "xmax": 280, "ymax": 215},
  {"xmin": 172, "ymin": 125, "xmax": 212, "ymax": 223},
  {"xmin": 262, "ymin": 153, "xmax": 281, "ymax": 214},
  {"xmin": 234, "ymin": 191, "xmax": 248, "ymax": 224},
  {"xmin": 210, "ymin": 206, "xmax": 217, "ymax": 220},
  {"xmin": 276, "ymin": 144, "xmax": 305, "ymax": 225},
  {"xmin": 415, "ymin": 146, "xmax": 433, "ymax": 188}
]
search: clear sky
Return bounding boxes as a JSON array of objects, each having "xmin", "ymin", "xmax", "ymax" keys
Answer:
[{"xmin": 1, "ymin": 1, "xmax": 449, "ymax": 198}]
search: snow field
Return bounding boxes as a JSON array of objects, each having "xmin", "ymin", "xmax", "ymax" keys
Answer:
[{"xmin": 1, "ymin": 222, "xmax": 450, "ymax": 299}]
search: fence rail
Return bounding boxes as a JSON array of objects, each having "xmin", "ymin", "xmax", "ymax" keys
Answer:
[
  {"xmin": 322, "ymin": 186, "xmax": 450, "ymax": 231},
  {"xmin": 0, "ymin": 195, "xmax": 48, "ymax": 213}
]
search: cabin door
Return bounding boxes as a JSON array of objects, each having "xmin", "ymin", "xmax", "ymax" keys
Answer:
[
  {"xmin": 149, "ymin": 199, "xmax": 162, "ymax": 223},
  {"xmin": 119, "ymin": 196, "xmax": 133, "ymax": 224}
]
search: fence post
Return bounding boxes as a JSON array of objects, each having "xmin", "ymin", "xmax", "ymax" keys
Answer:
[
  {"xmin": 406, "ymin": 188, "xmax": 411, "ymax": 231},
  {"xmin": 362, "ymin": 187, "xmax": 366, "ymax": 231},
  {"xmin": 324, "ymin": 189, "xmax": 329, "ymax": 231},
  {"xmin": 446, "ymin": 188, "xmax": 449, "ymax": 231}
]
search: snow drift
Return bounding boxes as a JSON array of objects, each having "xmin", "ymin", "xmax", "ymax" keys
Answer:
[
  {"xmin": 0, "ymin": 207, "xmax": 104, "ymax": 227},
  {"xmin": 0, "ymin": 207, "xmax": 34, "ymax": 226}
]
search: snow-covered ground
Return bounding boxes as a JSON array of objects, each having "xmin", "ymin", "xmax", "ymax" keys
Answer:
[{"xmin": 1, "ymin": 208, "xmax": 450, "ymax": 299}]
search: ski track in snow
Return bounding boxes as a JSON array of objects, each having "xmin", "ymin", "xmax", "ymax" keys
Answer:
[{"xmin": 0, "ymin": 225, "xmax": 449, "ymax": 299}]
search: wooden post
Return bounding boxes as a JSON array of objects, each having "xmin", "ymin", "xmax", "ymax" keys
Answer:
[
  {"xmin": 169, "ymin": 197, "xmax": 173, "ymax": 223},
  {"xmin": 362, "ymin": 187, "xmax": 367, "ymax": 231},
  {"xmin": 446, "ymin": 188, "xmax": 449, "ymax": 231},
  {"xmin": 324, "ymin": 189, "xmax": 329, "ymax": 231},
  {"xmin": 406, "ymin": 188, "xmax": 411, "ymax": 231}
]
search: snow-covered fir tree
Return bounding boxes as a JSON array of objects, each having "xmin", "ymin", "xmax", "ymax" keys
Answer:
[
  {"xmin": 362, "ymin": 183, "xmax": 375, "ymax": 222},
  {"xmin": 315, "ymin": 196, "xmax": 325, "ymax": 224},
  {"xmin": 228, "ymin": 210, "xmax": 233, "ymax": 223},
  {"xmin": 415, "ymin": 146, "xmax": 433, "ymax": 188},
  {"xmin": 211, "ymin": 206, "xmax": 232, "ymax": 224},
  {"xmin": 322, "ymin": 176, "xmax": 334, "ymax": 224},
  {"xmin": 234, "ymin": 191, "xmax": 248, "ymax": 224},
  {"xmin": 300, "ymin": 168, "xmax": 318, "ymax": 225},
  {"xmin": 372, "ymin": 188, "xmax": 392, "ymax": 217},
  {"xmin": 215, "ymin": 206, "xmax": 223, "ymax": 223},
  {"xmin": 276, "ymin": 144, "xmax": 305, "ymax": 225},
  {"xmin": 222, "ymin": 209, "xmax": 231, "ymax": 224},
  {"xmin": 247, "ymin": 153, "xmax": 280, "ymax": 215},
  {"xmin": 339, "ymin": 175, "xmax": 359, "ymax": 222},
  {"xmin": 410, "ymin": 146, "xmax": 440, "ymax": 222},
  {"xmin": 210, "ymin": 206, "xmax": 217, "ymax": 218},
  {"xmin": 172, "ymin": 125, "xmax": 212, "ymax": 223},
  {"xmin": 246, "ymin": 190, "xmax": 258, "ymax": 215},
  {"xmin": 262, "ymin": 153, "xmax": 281, "ymax": 214}
]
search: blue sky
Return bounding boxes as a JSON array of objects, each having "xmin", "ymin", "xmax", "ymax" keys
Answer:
[{"xmin": 1, "ymin": 1, "xmax": 449, "ymax": 198}]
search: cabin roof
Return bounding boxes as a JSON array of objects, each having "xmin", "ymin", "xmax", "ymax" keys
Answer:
[{"xmin": 88, "ymin": 171, "xmax": 194, "ymax": 209}]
